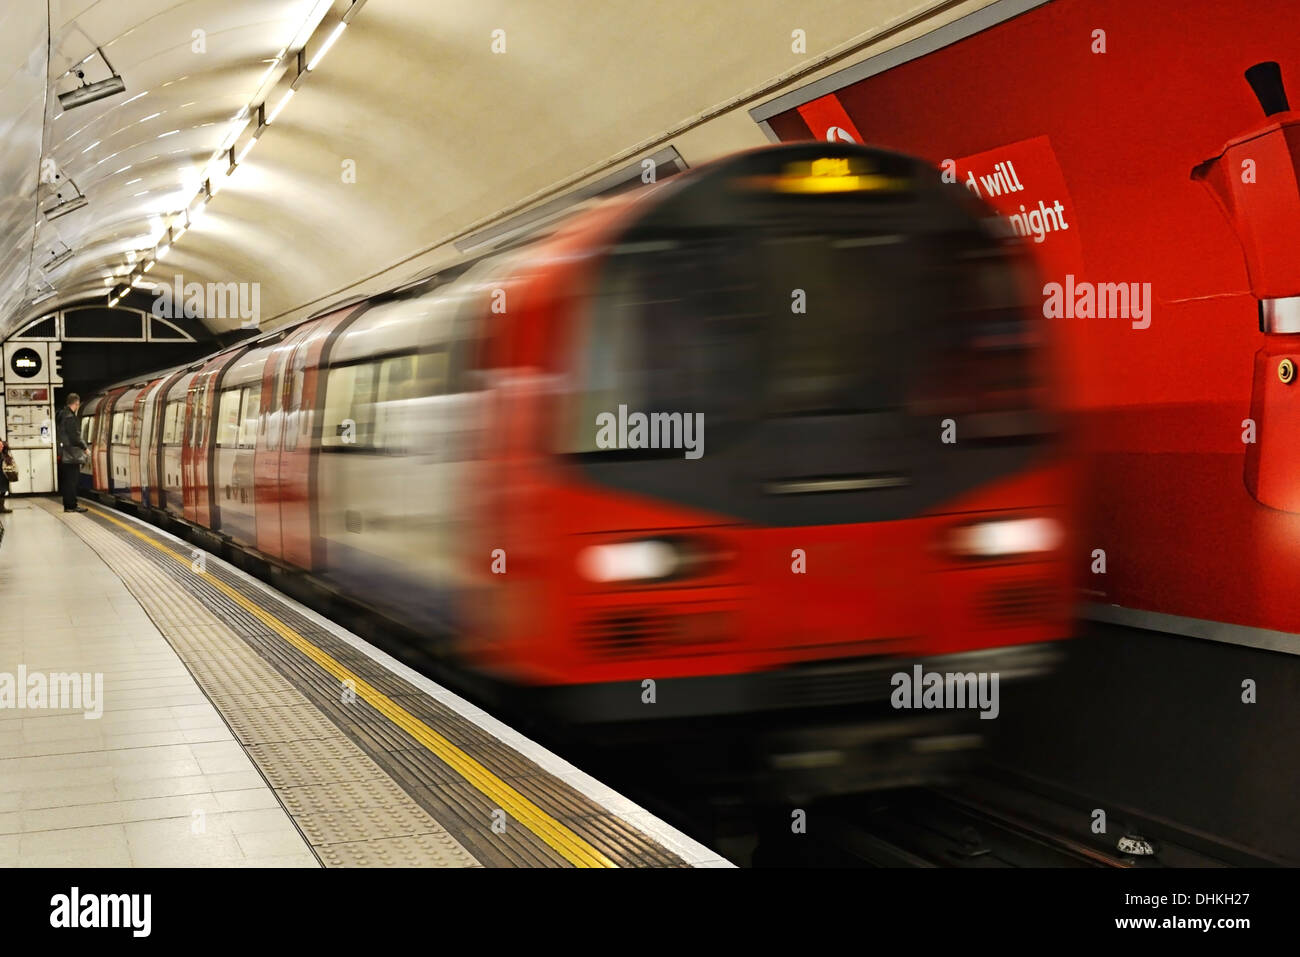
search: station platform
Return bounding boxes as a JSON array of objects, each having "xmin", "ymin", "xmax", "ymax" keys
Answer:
[{"xmin": 0, "ymin": 497, "xmax": 730, "ymax": 868}]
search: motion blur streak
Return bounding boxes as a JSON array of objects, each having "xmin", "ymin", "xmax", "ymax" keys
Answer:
[{"xmin": 81, "ymin": 143, "xmax": 1076, "ymax": 791}]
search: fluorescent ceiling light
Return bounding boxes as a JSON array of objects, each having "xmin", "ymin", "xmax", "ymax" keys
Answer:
[
  {"xmin": 307, "ymin": 22, "xmax": 346, "ymax": 71},
  {"xmin": 42, "ymin": 247, "xmax": 74, "ymax": 271},
  {"xmin": 42, "ymin": 192, "xmax": 88, "ymax": 220},
  {"xmin": 43, "ymin": 170, "xmax": 89, "ymax": 220},
  {"xmin": 59, "ymin": 74, "xmax": 126, "ymax": 111},
  {"xmin": 266, "ymin": 88, "xmax": 294, "ymax": 124},
  {"xmin": 293, "ymin": 0, "xmax": 337, "ymax": 49}
]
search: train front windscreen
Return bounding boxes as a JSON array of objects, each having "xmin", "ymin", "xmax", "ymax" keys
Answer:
[{"xmin": 564, "ymin": 149, "xmax": 1051, "ymax": 527}]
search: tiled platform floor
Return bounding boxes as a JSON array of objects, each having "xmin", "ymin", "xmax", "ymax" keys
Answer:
[{"xmin": 0, "ymin": 499, "xmax": 320, "ymax": 867}]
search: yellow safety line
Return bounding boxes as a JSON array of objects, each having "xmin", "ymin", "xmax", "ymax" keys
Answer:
[{"xmin": 82, "ymin": 504, "xmax": 618, "ymax": 868}]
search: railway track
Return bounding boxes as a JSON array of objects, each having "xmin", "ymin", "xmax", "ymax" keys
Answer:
[{"xmin": 745, "ymin": 770, "xmax": 1286, "ymax": 867}]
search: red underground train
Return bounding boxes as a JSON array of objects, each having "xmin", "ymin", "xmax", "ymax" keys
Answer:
[{"xmin": 78, "ymin": 142, "xmax": 1075, "ymax": 745}]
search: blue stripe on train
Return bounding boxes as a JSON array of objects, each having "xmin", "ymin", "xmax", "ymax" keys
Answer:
[{"xmin": 315, "ymin": 537, "xmax": 465, "ymax": 639}]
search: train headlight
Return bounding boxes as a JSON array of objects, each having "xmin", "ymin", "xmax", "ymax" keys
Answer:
[
  {"xmin": 949, "ymin": 517, "xmax": 1062, "ymax": 559},
  {"xmin": 578, "ymin": 540, "xmax": 685, "ymax": 583}
]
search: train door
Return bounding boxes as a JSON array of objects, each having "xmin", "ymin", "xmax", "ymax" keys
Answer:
[
  {"xmin": 181, "ymin": 371, "xmax": 213, "ymax": 523},
  {"xmin": 128, "ymin": 387, "xmax": 149, "ymax": 502},
  {"xmin": 78, "ymin": 396, "xmax": 101, "ymax": 489},
  {"xmin": 161, "ymin": 373, "xmax": 195, "ymax": 515},
  {"xmin": 110, "ymin": 387, "xmax": 142, "ymax": 496},
  {"xmin": 255, "ymin": 325, "xmax": 314, "ymax": 559},
  {"xmin": 94, "ymin": 389, "xmax": 124, "ymax": 492},
  {"xmin": 138, "ymin": 373, "xmax": 176, "ymax": 508},
  {"xmin": 279, "ymin": 307, "xmax": 361, "ymax": 570},
  {"xmin": 191, "ymin": 354, "xmax": 242, "ymax": 528}
]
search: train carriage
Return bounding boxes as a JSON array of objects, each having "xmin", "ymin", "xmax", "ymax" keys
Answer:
[{"xmin": 79, "ymin": 143, "xmax": 1075, "ymax": 727}]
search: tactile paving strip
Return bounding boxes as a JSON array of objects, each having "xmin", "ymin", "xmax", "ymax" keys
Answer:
[
  {"xmin": 244, "ymin": 738, "xmax": 392, "ymax": 789},
  {"xmin": 278, "ymin": 779, "xmax": 424, "ymax": 815},
  {"xmin": 53, "ymin": 503, "xmax": 481, "ymax": 868},
  {"xmin": 91, "ymin": 509, "xmax": 689, "ymax": 866},
  {"xmin": 55, "ymin": 501, "xmax": 692, "ymax": 867},
  {"xmin": 317, "ymin": 833, "xmax": 479, "ymax": 868},
  {"xmin": 219, "ymin": 704, "xmax": 346, "ymax": 745}
]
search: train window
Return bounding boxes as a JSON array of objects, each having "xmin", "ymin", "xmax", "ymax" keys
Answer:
[
  {"xmin": 216, "ymin": 389, "xmax": 242, "ymax": 447},
  {"xmin": 80, "ymin": 416, "xmax": 93, "ymax": 445},
  {"xmin": 372, "ymin": 354, "xmax": 424, "ymax": 451},
  {"xmin": 378, "ymin": 354, "xmax": 415, "ymax": 403},
  {"xmin": 321, "ymin": 366, "xmax": 350, "ymax": 449},
  {"xmin": 145, "ymin": 395, "xmax": 162, "ymax": 446},
  {"xmin": 185, "ymin": 391, "xmax": 198, "ymax": 447},
  {"xmin": 110, "ymin": 411, "xmax": 125, "ymax": 445},
  {"xmin": 265, "ymin": 350, "xmax": 290, "ymax": 451},
  {"xmin": 175, "ymin": 397, "xmax": 187, "ymax": 445},
  {"xmin": 760, "ymin": 233, "xmax": 916, "ymax": 415},
  {"xmin": 120, "ymin": 410, "xmax": 134, "ymax": 446},
  {"xmin": 284, "ymin": 351, "xmax": 308, "ymax": 451},
  {"xmin": 162, "ymin": 400, "xmax": 179, "ymax": 445},
  {"xmin": 416, "ymin": 350, "xmax": 449, "ymax": 397},
  {"xmin": 563, "ymin": 224, "xmax": 946, "ymax": 454},
  {"xmin": 562, "ymin": 240, "xmax": 763, "ymax": 453},
  {"xmin": 197, "ymin": 382, "xmax": 212, "ymax": 448},
  {"xmin": 321, "ymin": 361, "xmax": 376, "ymax": 449},
  {"xmin": 448, "ymin": 305, "xmax": 489, "ymax": 394},
  {"xmin": 238, "ymin": 387, "xmax": 261, "ymax": 449}
]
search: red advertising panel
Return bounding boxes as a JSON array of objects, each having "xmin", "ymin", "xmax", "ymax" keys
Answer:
[{"xmin": 756, "ymin": 0, "xmax": 1300, "ymax": 639}]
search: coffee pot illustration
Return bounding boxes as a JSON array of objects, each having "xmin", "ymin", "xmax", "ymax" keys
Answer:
[{"xmin": 1193, "ymin": 61, "xmax": 1300, "ymax": 512}]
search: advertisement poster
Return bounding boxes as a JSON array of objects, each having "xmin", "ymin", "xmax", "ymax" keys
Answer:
[{"xmin": 756, "ymin": 0, "xmax": 1300, "ymax": 638}]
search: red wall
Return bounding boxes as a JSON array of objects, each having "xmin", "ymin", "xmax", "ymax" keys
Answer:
[{"xmin": 766, "ymin": 0, "xmax": 1300, "ymax": 636}]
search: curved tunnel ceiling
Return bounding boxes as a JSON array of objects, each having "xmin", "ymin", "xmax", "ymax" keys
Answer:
[{"xmin": 1, "ymin": 0, "xmax": 990, "ymax": 339}]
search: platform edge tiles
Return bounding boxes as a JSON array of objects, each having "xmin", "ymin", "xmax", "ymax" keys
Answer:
[{"xmin": 36, "ymin": 498, "xmax": 732, "ymax": 868}]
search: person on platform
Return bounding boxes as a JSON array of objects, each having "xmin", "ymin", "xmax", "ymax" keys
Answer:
[
  {"xmin": 56, "ymin": 393, "xmax": 89, "ymax": 513},
  {"xmin": 0, "ymin": 434, "xmax": 13, "ymax": 513}
]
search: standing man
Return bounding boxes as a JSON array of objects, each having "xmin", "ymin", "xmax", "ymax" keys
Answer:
[
  {"xmin": 0, "ymin": 433, "xmax": 14, "ymax": 513},
  {"xmin": 56, "ymin": 393, "xmax": 89, "ymax": 513}
]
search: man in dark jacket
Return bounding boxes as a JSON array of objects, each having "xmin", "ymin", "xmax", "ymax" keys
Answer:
[
  {"xmin": 0, "ymin": 434, "xmax": 13, "ymax": 513},
  {"xmin": 56, "ymin": 393, "xmax": 88, "ymax": 513}
]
